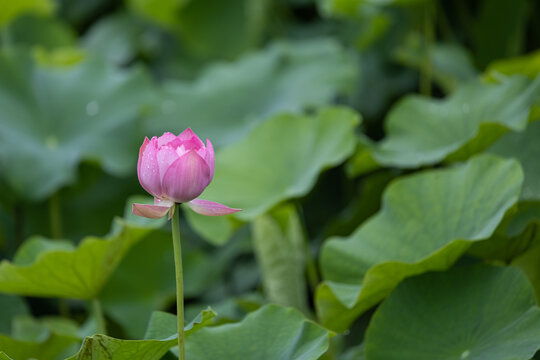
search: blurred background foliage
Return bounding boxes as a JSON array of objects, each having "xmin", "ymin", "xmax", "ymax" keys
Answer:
[{"xmin": 1, "ymin": 0, "xmax": 540, "ymax": 359}]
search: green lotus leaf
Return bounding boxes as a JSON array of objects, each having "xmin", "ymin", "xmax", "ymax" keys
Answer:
[
  {"xmin": 395, "ymin": 37, "xmax": 477, "ymax": 93},
  {"xmin": 489, "ymin": 120, "xmax": 540, "ymax": 201},
  {"xmin": 2, "ymin": 14, "xmax": 76, "ymax": 50},
  {"xmin": 486, "ymin": 49, "xmax": 540, "ymax": 79},
  {"xmin": 365, "ymin": 265, "xmax": 540, "ymax": 360},
  {"xmin": 186, "ymin": 304, "xmax": 329, "ymax": 360},
  {"xmin": 0, "ymin": 295, "xmax": 29, "ymax": 334},
  {"xmin": 144, "ymin": 39, "xmax": 357, "ymax": 148},
  {"xmin": 144, "ymin": 307, "xmax": 217, "ymax": 341},
  {"xmin": 252, "ymin": 204, "xmax": 309, "ymax": 314},
  {"xmin": 0, "ymin": 316, "xmax": 80, "ymax": 360},
  {"xmin": 69, "ymin": 305, "xmax": 328, "ymax": 360},
  {"xmin": 0, "ymin": 48, "xmax": 154, "ymax": 200},
  {"xmin": 0, "ymin": 220, "xmax": 153, "ymax": 299},
  {"xmin": 316, "ymin": 154, "xmax": 523, "ymax": 331},
  {"xmin": 319, "ymin": 0, "xmax": 426, "ymax": 17},
  {"xmin": 364, "ymin": 75, "xmax": 540, "ymax": 169},
  {"xmin": 199, "ymin": 107, "xmax": 360, "ymax": 220},
  {"xmin": 0, "ymin": 0, "xmax": 53, "ymax": 27}
]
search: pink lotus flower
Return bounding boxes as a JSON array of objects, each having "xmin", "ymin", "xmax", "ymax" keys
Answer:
[{"xmin": 132, "ymin": 129, "xmax": 241, "ymax": 219}]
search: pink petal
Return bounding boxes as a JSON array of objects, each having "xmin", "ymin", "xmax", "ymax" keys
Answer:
[
  {"xmin": 132, "ymin": 203, "xmax": 172, "ymax": 219},
  {"xmin": 161, "ymin": 150, "xmax": 212, "ymax": 203},
  {"xmin": 157, "ymin": 132, "xmax": 177, "ymax": 147},
  {"xmin": 137, "ymin": 136, "xmax": 161, "ymax": 197},
  {"xmin": 177, "ymin": 128, "xmax": 204, "ymax": 148},
  {"xmin": 187, "ymin": 199, "xmax": 242, "ymax": 216},
  {"xmin": 204, "ymin": 139, "xmax": 215, "ymax": 185},
  {"xmin": 156, "ymin": 145, "xmax": 179, "ymax": 183}
]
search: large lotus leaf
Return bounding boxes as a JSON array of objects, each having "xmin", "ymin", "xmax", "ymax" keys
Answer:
[
  {"xmin": 252, "ymin": 204, "xmax": 309, "ymax": 314},
  {"xmin": 144, "ymin": 39, "xmax": 357, "ymax": 148},
  {"xmin": 185, "ymin": 304, "xmax": 329, "ymax": 360},
  {"xmin": 0, "ymin": 0, "xmax": 53, "ymax": 27},
  {"xmin": 68, "ymin": 305, "xmax": 327, "ymax": 360},
  {"xmin": 66, "ymin": 335, "xmax": 175, "ymax": 360},
  {"xmin": 486, "ymin": 50, "xmax": 540, "ymax": 79},
  {"xmin": 81, "ymin": 13, "xmax": 160, "ymax": 66},
  {"xmin": 365, "ymin": 265, "xmax": 540, "ymax": 360},
  {"xmin": 0, "ymin": 49, "xmax": 154, "ymax": 200},
  {"xmin": 316, "ymin": 154, "xmax": 523, "ymax": 331},
  {"xmin": 366, "ymin": 75, "xmax": 540, "ymax": 168},
  {"xmin": 489, "ymin": 120, "xmax": 540, "ymax": 201},
  {"xmin": 0, "ymin": 219, "xmax": 153, "ymax": 299},
  {"xmin": 0, "ymin": 316, "xmax": 80, "ymax": 360},
  {"xmin": 198, "ymin": 107, "xmax": 359, "ymax": 220}
]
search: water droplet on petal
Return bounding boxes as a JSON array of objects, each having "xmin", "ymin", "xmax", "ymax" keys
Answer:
[{"xmin": 86, "ymin": 101, "xmax": 100, "ymax": 116}]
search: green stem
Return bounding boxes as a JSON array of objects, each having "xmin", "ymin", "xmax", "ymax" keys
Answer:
[
  {"xmin": 49, "ymin": 192, "xmax": 62, "ymax": 239},
  {"xmin": 171, "ymin": 205, "xmax": 185, "ymax": 360},
  {"xmin": 92, "ymin": 298, "xmax": 106, "ymax": 335},
  {"xmin": 49, "ymin": 193, "xmax": 69, "ymax": 316}
]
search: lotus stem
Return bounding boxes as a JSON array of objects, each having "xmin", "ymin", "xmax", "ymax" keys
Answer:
[
  {"xmin": 49, "ymin": 191, "xmax": 63, "ymax": 239},
  {"xmin": 92, "ymin": 298, "xmax": 106, "ymax": 335},
  {"xmin": 171, "ymin": 204, "xmax": 186, "ymax": 360}
]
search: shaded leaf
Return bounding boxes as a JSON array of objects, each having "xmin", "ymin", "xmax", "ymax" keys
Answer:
[
  {"xmin": 395, "ymin": 36, "xmax": 477, "ymax": 93},
  {"xmin": 174, "ymin": 0, "xmax": 269, "ymax": 60},
  {"xmin": 0, "ymin": 316, "xmax": 80, "ymax": 360},
  {"xmin": 365, "ymin": 265, "xmax": 540, "ymax": 360},
  {"xmin": 144, "ymin": 39, "xmax": 358, "ymax": 148},
  {"xmin": 0, "ymin": 48, "xmax": 154, "ymax": 200},
  {"xmin": 183, "ymin": 204, "xmax": 237, "ymax": 245},
  {"xmin": 489, "ymin": 120, "xmax": 540, "ymax": 201},
  {"xmin": 252, "ymin": 204, "xmax": 309, "ymax": 314},
  {"xmin": 0, "ymin": 295, "xmax": 29, "ymax": 334},
  {"xmin": 2, "ymin": 14, "xmax": 76, "ymax": 49},
  {"xmin": 316, "ymin": 154, "xmax": 523, "ymax": 331}
]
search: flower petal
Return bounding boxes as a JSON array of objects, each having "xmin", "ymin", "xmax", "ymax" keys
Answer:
[
  {"xmin": 157, "ymin": 132, "xmax": 177, "ymax": 147},
  {"xmin": 177, "ymin": 128, "xmax": 204, "ymax": 148},
  {"xmin": 132, "ymin": 203, "xmax": 171, "ymax": 219},
  {"xmin": 162, "ymin": 150, "xmax": 211, "ymax": 203},
  {"xmin": 204, "ymin": 139, "xmax": 215, "ymax": 185},
  {"xmin": 187, "ymin": 199, "xmax": 242, "ymax": 216},
  {"xmin": 156, "ymin": 145, "xmax": 179, "ymax": 183},
  {"xmin": 137, "ymin": 136, "xmax": 161, "ymax": 197}
]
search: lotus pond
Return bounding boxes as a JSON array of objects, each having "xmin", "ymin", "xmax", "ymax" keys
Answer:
[{"xmin": 1, "ymin": 0, "xmax": 540, "ymax": 359}]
